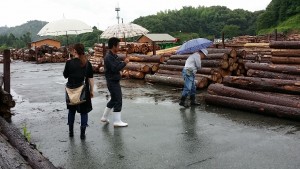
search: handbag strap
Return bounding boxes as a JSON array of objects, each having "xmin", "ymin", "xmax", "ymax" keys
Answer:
[{"xmin": 84, "ymin": 62, "xmax": 89, "ymax": 84}]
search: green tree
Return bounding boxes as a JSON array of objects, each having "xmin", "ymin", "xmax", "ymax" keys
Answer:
[
  {"xmin": 256, "ymin": 0, "xmax": 300, "ymax": 32},
  {"xmin": 222, "ymin": 25, "xmax": 241, "ymax": 38}
]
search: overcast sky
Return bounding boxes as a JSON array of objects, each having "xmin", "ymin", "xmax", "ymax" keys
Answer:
[{"xmin": 2, "ymin": 0, "xmax": 271, "ymax": 30}]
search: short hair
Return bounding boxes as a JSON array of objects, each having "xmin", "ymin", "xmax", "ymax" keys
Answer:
[{"xmin": 108, "ymin": 37, "xmax": 120, "ymax": 49}]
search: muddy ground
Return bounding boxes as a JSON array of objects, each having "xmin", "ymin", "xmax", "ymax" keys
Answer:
[{"xmin": 1, "ymin": 61, "xmax": 300, "ymax": 169}]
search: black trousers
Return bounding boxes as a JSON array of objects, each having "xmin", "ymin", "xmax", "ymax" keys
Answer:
[{"xmin": 106, "ymin": 80, "xmax": 122, "ymax": 112}]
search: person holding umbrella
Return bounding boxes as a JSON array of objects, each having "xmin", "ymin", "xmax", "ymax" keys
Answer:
[
  {"xmin": 176, "ymin": 38, "xmax": 212, "ymax": 107},
  {"xmin": 63, "ymin": 43, "xmax": 94, "ymax": 139},
  {"xmin": 101, "ymin": 37, "xmax": 129, "ymax": 127}
]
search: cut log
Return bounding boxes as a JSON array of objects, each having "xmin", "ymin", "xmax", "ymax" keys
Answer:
[
  {"xmin": 271, "ymin": 56, "xmax": 300, "ymax": 64},
  {"xmin": 155, "ymin": 72, "xmax": 217, "ymax": 82},
  {"xmin": 271, "ymin": 49, "xmax": 300, "ymax": 57},
  {"xmin": 244, "ymin": 43, "xmax": 270, "ymax": 48},
  {"xmin": 247, "ymin": 69, "xmax": 300, "ymax": 80},
  {"xmin": 147, "ymin": 46, "xmax": 180, "ymax": 55},
  {"xmin": 0, "ymin": 134, "xmax": 33, "ymax": 169},
  {"xmin": 134, "ymin": 62, "xmax": 160, "ymax": 72},
  {"xmin": 166, "ymin": 59, "xmax": 229, "ymax": 68},
  {"xmin": 208, "ymin": 83, "xmax": 300, "ymax": 108},
  {"xmin": 159, "ymin": 64, "xmax": 183, "ymax": 71},
  {"xmin": 145, "ymin": 74, "xmax": 185, "ymax": 87},
  {"xmin": 166, "ymin": 60, "xmax": 186, "ymax": 66},
  {"xmin": 244, "ymin": 62, "xmax": 300, "ymax": 75},
  {"xmin": 118, "ymin": 54, "xmax": 164, "ymax": 63},
  {"xmin": 205, "ymin": 53, "xmax": 229, "ymax": 60},
  {"xmin": 124, "ymin": 62, "xmax": 151, "ymax": 73},
  {"xmin": 197, "ymin": 67, "xmax": 215, "ymax": 74},
  {"xmin": 145, "ymin": 74, "xmax": 208, "ymax": 88},
  {"xmin": 223, "ymin": 76, "xmax": 300, "ymax": 94},
  {"xmin": 169, "ymin": 53, "xmax": 228, "ymax": 60},
  {"xmin": 0, "ymin": 117, "xmax": 58, "ymax": 169},
  {"xmin": 157, "ymin": 67, "xmax": 214, "ymax": 75},
  {"xmin": 169, "ymin": 55, "xmax": 190, "ymax": 60},
  {"xmin": 127, "ymin": 70, "xmax": 145, "ymax": 79},
  {"xmin": 157, "ymin": 69, "xmax": 181, "ymax": 75},
  {"xmin": 207, "ymin": 48, "xmax": 233, "ymax": 54},
  {"xmin": 205, "ymin": 94, "xmax": 300, "ymax": 121},
  {"xmin": 270, "ymin": 41, "xmax": 300, "ymax": 49},
  {"xmin": 219, "ymin": 69, "xmax": 232, "ymax": 77},
  {"xmin": 237, "ymin": 50, "xmax": 247, "ymax": 58}
]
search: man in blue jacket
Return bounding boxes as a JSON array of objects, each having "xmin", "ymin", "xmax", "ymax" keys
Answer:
[{"xmin": 101, "ymin": 37, "xmax": 129, "ymax": 127}]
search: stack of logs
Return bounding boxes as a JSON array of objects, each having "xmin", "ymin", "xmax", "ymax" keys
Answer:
[
  {"xmin": 126, "ymin": 43, "xmax": 160, "ymax": 54},
  {"xmin": 144, "ymin": 48, "xmax": 247, "ymax": 89},
  {"xmin": 36, "ymin": 45, "xmax": 68, "ymax": 64},
  {"xmin": 90, "ymin": 43, "xmax": 105, "ymax": 73},
  {"xmin": 118, "ymin": 54, "xmax": 164, "ymax": 79},
  {"xmin": 227, "ymin": 33, "xmax": 287, "ymax": 44},
  {"xmin": 11, "ymin": 48, "xmax": 36, "ymax": 61},
  {"xmin": 10, "ymin": 45, "xmax": 68, "ymax": 63},
  {"xmin": 146, "ymin": 46, "xmax": 180, "ymax": 56},
  {"xmin": 287, "ymin": 33, "xmax": 300, "ymax": 41},
  {"xmin": 205, "ymin": 41, "xmax": 300, "ymax": 121},
  {"xmin": 242, "ymin": 41, "xmax": 300, "ymax": 65},
  {"xmin": 0, "ymin": 76, "xmax": 15, "ymax": 122},
  {"xmin": 90, "ymin": 43, "xmax": 130, "ymax": 73}
]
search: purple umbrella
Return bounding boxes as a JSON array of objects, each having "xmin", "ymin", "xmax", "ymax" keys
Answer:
[{"xmin": 176, "ymin": 38, "xmax": 213, "ymax": 54}]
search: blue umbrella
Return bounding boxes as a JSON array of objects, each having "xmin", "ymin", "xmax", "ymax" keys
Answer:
[{"xmin": 176, "ymin": 38, "xmax": 213, "ymax": 55}]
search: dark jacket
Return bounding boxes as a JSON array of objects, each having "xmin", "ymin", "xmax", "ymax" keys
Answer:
[
  {"xmin": 63, "ymin": 58, "xmax": 93, "ymax": 113},
  {"xmin": 104, "ymin": 50, "xmax": 126, "ymax": 81}
]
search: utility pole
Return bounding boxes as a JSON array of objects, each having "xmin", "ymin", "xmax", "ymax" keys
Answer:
[{"xmin": 115, "ymin": 4, "xmax": 120, "ymax": 24}]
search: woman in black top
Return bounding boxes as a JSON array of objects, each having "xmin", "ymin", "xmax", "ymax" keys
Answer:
[{"xmin": 63, "ymin": 43, "xmax": 94, "ymax": 139}]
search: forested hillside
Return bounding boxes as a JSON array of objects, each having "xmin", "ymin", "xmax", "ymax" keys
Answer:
[
  {"xmin": 0, "ymin": 20, "xmax": 48, "ymax": 40},
  {"xmin": 257, "ymin": 0, "xmax": 300, "ymax": 34},
  {"xmin": 133, "ymin": 6, "xmax": 262, "ymax": 41}
]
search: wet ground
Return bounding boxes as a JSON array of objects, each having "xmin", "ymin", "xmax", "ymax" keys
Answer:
[{"xmin": 1, "ymin": 61, "xmax": 300, "ymax": 169}]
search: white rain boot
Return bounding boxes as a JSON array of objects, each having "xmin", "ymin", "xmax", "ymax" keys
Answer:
[
  {"xmin": 113, "ymin": 111, "xmax": 128, "ymax": 127},
  {"xmin": 101, "ymin": 107, "xmax": 112, "ymax": 123}
]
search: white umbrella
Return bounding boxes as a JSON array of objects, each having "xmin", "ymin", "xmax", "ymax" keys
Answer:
[
  {"xmin": 100, "ymin": 23, "xmax": 149, "ymax": 39},
  {"xmin": 37, "ymin": 19, "xmax": 93, "ymax": 44}
]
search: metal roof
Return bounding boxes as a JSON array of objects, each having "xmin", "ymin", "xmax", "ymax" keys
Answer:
[
  {"xmin": 139, "ymin": 34, "xmax": 176, "ymax": 42},
  {"xmin": 31, "ymin": 38, "xmax": 60, "ymax": 43}
]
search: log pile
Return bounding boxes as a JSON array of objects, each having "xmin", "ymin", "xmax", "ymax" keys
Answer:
[
  {"xmin": 126, "ymin": 43, "xmax": 160, "ymax": 54},
  {"xmin": 11, "ymin": 48, "xmax": 36, "ymax": 61},
  {"xmin": 0, "ymin": 76, "xmax": 15, "ymax": 122},
  {"xmin": 90, "ymin": 43, "xmax": 105, "ymax": 73},
  {"xmin": 36, "ymin": 45, "xmax": 68, "ymax": 64},
  {"xmin": 227, "ymin": 34, "xmax": 287, "ymax": 44},
  {"xmin": 144, "ymin": 48, "xmax": 251, "ymax": 89},
  {"xmin": 205, "ymin": 83, "xmax": 300, "ymax": 121},
  {"xmin": 146, "ymin": 46, "xmax": 180, "ymax": 56},
  {"xmin": 269, "ymin": 41, "xmax": 300, "ymax": 65},
  {"xmin": 287, "ymin": 33, "xmax": 300, "ymax": 41},
  {"xmin": 118, "ymin": 54, "xmax": 164, "ymax": 79},
  {"xmin": 10, "ymin": 45, "xmax": 68, "ymax": 63},
  {"xmin": 10, "ymin": 49, "xmax": 25, "ymax": 60},
  {"xmin": 149, "ymin": 48, "xmax": 246, "ymax": 86},
  {"xmin": 205, "ymin": 42, "xmax": 300, "ymax": 120}
]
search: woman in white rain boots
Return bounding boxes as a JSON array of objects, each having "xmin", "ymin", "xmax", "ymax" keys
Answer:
[{"xmin": 101, "ymin": 37, "xmax": 129, "ymax": 127}]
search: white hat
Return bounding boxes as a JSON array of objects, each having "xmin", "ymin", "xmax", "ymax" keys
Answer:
[{"xmin": 200, "ymin": 48, "xmax": 208, "ymax": 56}]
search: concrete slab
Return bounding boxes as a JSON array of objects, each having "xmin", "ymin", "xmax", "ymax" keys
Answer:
[{"xmin": 1, "ymin": 61, "xmax": 300, "ymax": 169}]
